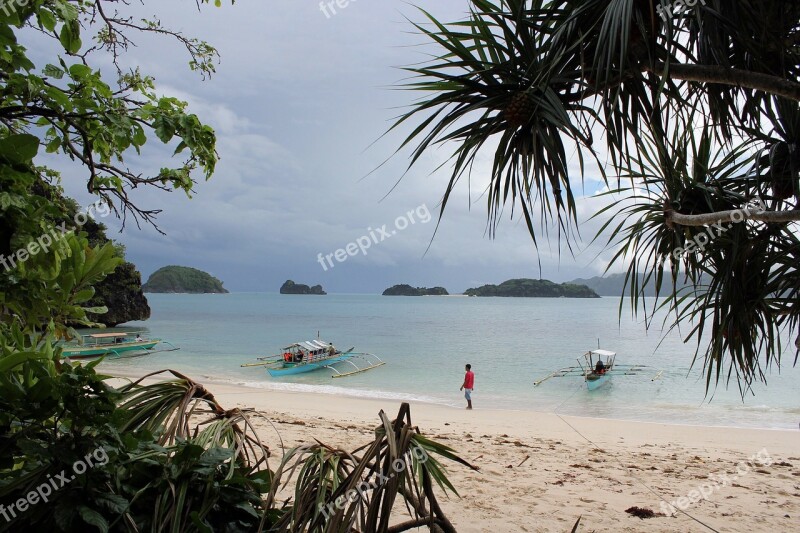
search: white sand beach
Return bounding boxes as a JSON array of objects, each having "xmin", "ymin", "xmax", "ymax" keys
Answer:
[{"xmin": 108, "ymin": 369, "xmax": 800, "ymax": 533}]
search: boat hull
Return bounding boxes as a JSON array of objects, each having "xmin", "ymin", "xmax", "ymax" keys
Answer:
[
  {"xmin": 62, "ymin": 341, "xmax": 160, "ymax": 359},
  {"xmin": 585, "ymin": 373, "xmax": 611, "ymax": 390},
  {"xmin": 267, "ymin": 353, "xmax": 354, "ymax": 377}
]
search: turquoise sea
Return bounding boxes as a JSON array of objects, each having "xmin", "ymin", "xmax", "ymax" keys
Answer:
[{"xmin": 98, "ymin": 293, "xmax": 800, "ymax": 430}]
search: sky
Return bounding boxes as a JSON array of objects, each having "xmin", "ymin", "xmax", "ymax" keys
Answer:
[{"xmin": 42, "ymin": 0, "xmax": 626, "ymax": 294}]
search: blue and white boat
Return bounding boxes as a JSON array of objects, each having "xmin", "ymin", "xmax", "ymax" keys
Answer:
[
  {"xmin": 242, "ymin": 339, "xmax": 385, "ymax": 378},
  {"xmin": 582, "ymin": 349, "xmax": 616, "ymax": 390},
  {"xmin": 533, "ymin": 348, "xmax": 654, "ymax": 391},
  {"xmin": 61, "ymin": 332, "xmax": 163, "ymax": 359}
]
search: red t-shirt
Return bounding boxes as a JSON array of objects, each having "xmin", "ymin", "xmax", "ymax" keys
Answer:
[{"xmin": 463, "ymin": 371, "xmax": 474, "ymax": 389}]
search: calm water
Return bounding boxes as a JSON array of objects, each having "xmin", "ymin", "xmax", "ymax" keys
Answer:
[{"xmin": 98, "ymin": 293, "xmax": 800, "ymax": 430}]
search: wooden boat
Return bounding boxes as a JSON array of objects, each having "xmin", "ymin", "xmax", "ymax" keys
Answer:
[
  {"xmin": 533, "ymin": 349, "xmax": 659, "ymax": 391},
  {"xmin": 582, "ymin": 349, "xmax": 616, "ymax": 390},
  {"xmin": 61, "ymin": 332, "xmax": 161, "ymax": 359},
  {"xmin": 242, "ymin": 339, "xmax": 385, "ymax": 378}
]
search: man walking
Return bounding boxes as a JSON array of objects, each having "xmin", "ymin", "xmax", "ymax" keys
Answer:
[{"xmin": 460, "ymin": 364, "xmax": 474, "ymax": 410}]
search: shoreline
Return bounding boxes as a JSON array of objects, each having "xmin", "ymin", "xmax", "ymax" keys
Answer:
[
  {"xmin": 105, "ymin": 366, "xmax": 800, "ymax": 433},
  {"xmin": 104, "ymin": 367, "xmax": 800, "ymax": 532}
]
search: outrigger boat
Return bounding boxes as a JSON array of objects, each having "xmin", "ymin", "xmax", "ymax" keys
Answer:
[
  {"xmin": 242, "ymin": 339, "xmax": 385, "ymax": 378},
  {"xmin": 534, "ymin": 349, "xmax": 659, "ymax": 391},
  {"xmin": 61, "ymin": 332, "xmax": 164, "ymax": 359}
]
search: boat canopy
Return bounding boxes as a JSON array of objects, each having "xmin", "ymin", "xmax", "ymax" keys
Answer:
[
  {"xmin": 85, "ymin": 332, "xmax": 138, "ymax": 339},
  {"xmin": 285, "ymin": 340, "xmax": 332, "ymax": 351},
  {"xmin": 590, "ymin": 349, "xmax": 616, "ymax": 357}
]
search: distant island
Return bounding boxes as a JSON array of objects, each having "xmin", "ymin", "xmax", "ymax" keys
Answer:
[
  {"xmin": 382, "ymin": 284, "xmax": 449, "ymax": 296},
  {"xmin": 568, "ymin": 273, "xmax": 698, "ymax": 297},
  {"xmin": 464, "ymin": 278, "xmax": 599, "ymax": 298},
  {"xmin": 280, "ymin": 280, "xmax": 327, "ymax": 295},
  {"xmin": 142, "ymin": 266, "xmax": 229, "ymax": 294}
]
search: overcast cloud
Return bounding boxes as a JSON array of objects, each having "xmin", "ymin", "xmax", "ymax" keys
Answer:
[{"xmin": 49, "ymin": 0, "xmax": 625, "ymax": 293}]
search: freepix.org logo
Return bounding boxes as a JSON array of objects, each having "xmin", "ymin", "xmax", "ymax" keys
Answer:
[
  {"xmin": 0, "ymin": 200, "xmax": 111, "ymax": 273},
  {"xmin": 0, "ymin": 447, "xmax": 109, "ymax": 524},
  {"xmin": 656, "ymin": 0, "xmax": 707, "ymax": 21},
  {"xmin": 316, "ymin": 204, "xmax": 431, "ymax": 271}
]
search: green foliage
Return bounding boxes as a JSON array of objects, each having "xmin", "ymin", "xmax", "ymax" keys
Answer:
[
  {"xmin": 0, "ymin": 4, "xmax": 470, "ymax": 532},
  {"xmin": 0, "ymin": 2, "xmax": 276, "ymax": 532},
  {"xmin": 0, "ymin": 362, "xmax": 469, "ymax": 532},
  {"xmin": 0, "ymin": 361, "xmax": 273, "ymax": 533},
  {"xmin": 142, "ymin": 265, "xmax": 229, "ymax": 294},
  {"xmin": 464, "ymin": 278, "xmax": 599, "ymax": 298},
  {"xmin": 0, "ymin": 133, "xmax": 121, "ymax": 339},
  {"xmin": 0, "ymin": 0, "xmax": 229, "ymax": 226},
  {"xmin": 36, "ymin": 187, "xmax": 151, "ymax": 326},
  {"xmin": 271, "ymin": 403, "xmax": 474, "ymax": 533}
]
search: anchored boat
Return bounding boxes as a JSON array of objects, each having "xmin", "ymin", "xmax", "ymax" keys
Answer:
[
  {"xmin": 242, "ymin": 339, "xmax": 385, "ymax": 378},
  {"xmin": 61, "ymin": 332, "xmax": 165, "ymax": 359},
  {"xmin": 582, "ymin": 349, "xmax": 616, "ymax": 390},
  {"xmin": 534, "ymin": 349, "xmax": 659, "ymax": 391}
]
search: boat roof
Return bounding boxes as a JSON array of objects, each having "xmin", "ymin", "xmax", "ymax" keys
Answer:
[
  {"xmin": 85, "ymin": 332, "xmax": 140, "ymax": 339},
  {"xmin": 590, "ymin": 349, "xmax": 616, "ymax": 357},
  {"xmin": 285, "ymin": 340, "xmax": 332, "ymax": 351}
]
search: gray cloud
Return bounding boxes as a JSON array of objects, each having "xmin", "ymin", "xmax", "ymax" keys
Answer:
[{"xmin": 46, "ymin": 0, "xmax": 624, "ymax": 293}]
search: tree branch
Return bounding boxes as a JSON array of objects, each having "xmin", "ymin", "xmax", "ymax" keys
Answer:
[
  {"xmin": 646, "ymin": 63, "xmax": 800, "ymax": 102},
  {"xmin": 666, "ymin": 207, "xmax": 800, "ymax": 227},
  {"xmin": 387, "ymin": 517, "xmax": 448, "ymax": 533}
]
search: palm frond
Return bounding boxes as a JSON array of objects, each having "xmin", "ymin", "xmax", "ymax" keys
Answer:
[{"xmin": 271, "ymin": 403, "xmax": 476, "ymax": 533}]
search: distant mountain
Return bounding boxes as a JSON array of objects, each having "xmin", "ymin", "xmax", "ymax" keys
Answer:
[
  {"xmin": 464, "ymin": 278, "xmax": 599, "ymax": 298},
  {"xmin": 568, "ymin": 273, "xmax": 694, "ymax": 297},
  {"xmin": 280, "ymin": 280, "xmax": 326, "ymax": 295},
  {"xmin": 382, "ymin": 284, "xmax": 449, "ymax": 296},
  {"xmin": 143, "ymin": 266, "xmax": 229, "ymax": 294}
]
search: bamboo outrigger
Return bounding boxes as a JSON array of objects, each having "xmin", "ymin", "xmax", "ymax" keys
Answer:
[
  {"xmin": 61, "ymin": 332, "xmax": 175, "ymax": 359},
  {"xmin": 241, "ymin": 339, "xmax": 385, "ymax": 378},
  {"xmin": 534, "ymin": 349, "xmax": 657, "ymax": 391}
]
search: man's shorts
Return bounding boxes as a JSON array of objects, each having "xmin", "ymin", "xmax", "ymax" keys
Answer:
[{"xmin": 464, "ymin": 388, "xmax": 472, "ymax": 401}]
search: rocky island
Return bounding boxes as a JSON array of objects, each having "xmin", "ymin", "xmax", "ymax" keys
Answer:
[
  {"xmin": 280, "ymin": 280, "xmax": 327, "ymax": 295},
  {"xmin": 382, "ymin": 284, "xmax": 449, "ymax": 296},
  {"xmin": 89, "ymin": 262, "xmax": 151, "ymax": 326},
  {"xmin": 142, "ymin": 266, "xmax": 229, "ymax": 294},
  {"xmin": 464, "ymin": 278, "xmax": 599, "ymax": 298}
]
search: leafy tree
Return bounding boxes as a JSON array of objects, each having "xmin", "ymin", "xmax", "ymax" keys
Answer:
[
  {"xmin": 0, "ymin": 1, "xmax": 266, "ymax": 530},
  {"xmin": 394, "ymin": 0, "xmax": 800, "ymax": 393},
  {"xmin": 0, "ymin": 3, "xmax": 469, "ymax": 532},
  {"xmin": 0, "ymin": 0, "xmax": 221, "ymax": 229}
]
